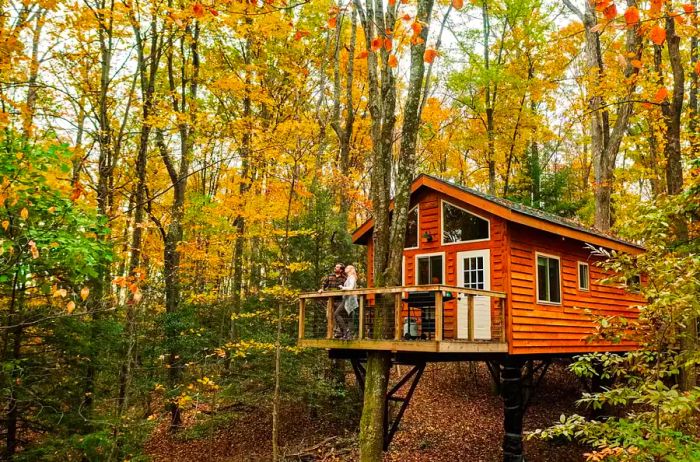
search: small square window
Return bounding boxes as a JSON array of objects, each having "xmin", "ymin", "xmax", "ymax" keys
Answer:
[
  {"xmin": 627, "ymin": 275, "xmax": 641, "ymax": 293},
  {"xmin": 578, "ymin": 262, "xmax": 589, "ymax": 291}
]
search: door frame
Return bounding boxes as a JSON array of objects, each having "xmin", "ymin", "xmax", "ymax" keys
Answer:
[{"xmin": 456, "ymin": 249, "xmax": 491, "ymax": 340}]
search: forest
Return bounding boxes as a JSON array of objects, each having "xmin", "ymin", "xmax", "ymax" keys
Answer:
[{"xmin": 1, "ymin": 0, "xmax": 699, "ymax": 460}]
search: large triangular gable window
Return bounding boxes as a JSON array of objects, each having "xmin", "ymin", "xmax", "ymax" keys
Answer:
[{"xmin": 442, "ymin": 201, "xmax": 489, "ymax": 244}]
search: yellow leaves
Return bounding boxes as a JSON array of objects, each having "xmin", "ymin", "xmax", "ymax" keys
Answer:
[
  {"xmin": 388, "ymin": 54, "xmax": 399, "ymax": 68},
  {"xmin": 28, "ymin": 240, "xmax": 39, "ymax": 259},
  {"xmin": 424, "ymin": 47, "xmax": 438, "ymax": 64},
  {"xmin": 80, "ymin": 287, "xmax": 90, "ymax": 301},
  {"xmin": 654, "ymin": 86, "xmax": 669, "ymax": 102},
  {"xmin": 53, "ymin": 288, "xmax": 68, "ymax": 298},
  {"xmin": 20, "ymin": 208, "xmax": 28, "ymax": 220},
  {"xmin": 1, "ymin": 221, "xmax": 8, "ymax": 231},
  {"xmin": 650, "ymin": 24, "xmax": 667, "ymax": 45},
  {"xmin": 66, "ymin": 300, "xmax": 76, "ymax": 314}
]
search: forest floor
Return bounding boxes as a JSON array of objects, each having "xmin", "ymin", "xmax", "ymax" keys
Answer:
[{"xmin": 145, "ymin": 361, "xmax": 588, "ymax": 461}]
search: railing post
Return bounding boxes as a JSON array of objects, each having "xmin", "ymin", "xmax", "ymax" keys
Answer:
[
  {"xmin": 298, "ymin": 298, "xmax": 306, "ymax": 339},
  {"xmin": 358, "ymin": 295, "xmax": 365, "ymax": 340},
  {"xmin": 500, "ymin": 298, "xmax": 506, "ymax": 342},
  {"xmin": 435, "ymin": 290, "xmax": 443, "ymax": 341},
  {"xmin": 394, "ymin": 293, "xmax": 402, "ymax": 341},
  {"xmin": 468, "ymin": 295, "xmax": 475, "ymax": 341},
  {"xmin": 326, "ymin": 297, "xmax": 334, "ymax": 339}
]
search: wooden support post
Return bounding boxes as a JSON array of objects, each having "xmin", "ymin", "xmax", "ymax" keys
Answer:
[
  {"xmin": 502, "ymin": 357, "xmax": 525, "ymax": 462},
  {"xmin": 499, "ymin": 299, "xmax": 505, "ymax": 342},
  {"xmin": 298, "ymin": 299, "xmax": 306, "ymax": 339},
  {"xmin": 326, "ymin": 297, "xmax": 334, "ymax": 339},
  {"xmin": 358, "ymin": 296, "xmax": 365, "ymax": 340},
  {"xmin": 435, "ymin": 291, "xmax": 443, "ymax": 341},
  {"xmin": 394, "ymin": 293, "xmax": 402, "ymax": 341},
  {"xmin": 468, "ymin": 295, "xmax": 475, "ymax": 341}
]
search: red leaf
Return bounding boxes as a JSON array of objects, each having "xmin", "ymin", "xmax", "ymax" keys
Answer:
[
  {"xmin": 411, "ymin": 21, "xmax": 422, "ymax": 36},
  {"xmin": 328, "ymin": 16, "xmax": 337, "ymax": 29},
  {"xmin": 388, "ymin": 54, "xmax": 398, "ymax": 68},
  {"xmin": 654, "ymin": 86, "xmax": 669, "ymax": 102},
  {"xmin": 356, "ymin": 50, "xmax": 368, "ymax": 59},
  {"xmin": 371, "ymin": 37, "xmax": 382, "ymax": 52},
  {"xmin": 423, "ymin": 47, "xmax": 438, "ymax": 64},
  {"xmin": 603, "ymin": 3, "xmax": 617, "ymax": 19},
  {"xmin": 650, "ymin": 24, "xmax": 666, "ymax": 45},
  {"xmin": 624, "ymin": 6, "xmax": 640, "ymax": 26},
  {"xmin": 401, "ymin": 13, "xmax": 411, "ymax": 21},
  {"xmin": 192, "ymin": 3, "xmax": 205, "ymax": 18},
  {"xmin": 683, "ymin": 3, "xmax": 694, "ymax": 14},
  {"xmin": 452, "ymin": 0, "xmax": 464, "ymax": 9}
]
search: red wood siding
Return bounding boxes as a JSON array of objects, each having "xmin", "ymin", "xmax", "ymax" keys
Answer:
[
  {"xmin": 400, "ymin": 190, "xmax": 507, "ymax": 341},
  {"xmin": 508, "ymin": 223, "xmax": 642, "ymax": 355}
]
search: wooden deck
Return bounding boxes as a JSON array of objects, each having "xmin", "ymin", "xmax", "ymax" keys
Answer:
[{"xmin": 298, "ymin": 285, "xmax": 508, "ymax": 354}]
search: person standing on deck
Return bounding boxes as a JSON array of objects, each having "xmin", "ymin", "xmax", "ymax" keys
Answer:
[
  {"xmin": 318, "ymin": 263, "xmax": 347, "ymax": 338},
  {"xmin": 340, "ymin": 265, "xmax": 359, "ymax": 339}
]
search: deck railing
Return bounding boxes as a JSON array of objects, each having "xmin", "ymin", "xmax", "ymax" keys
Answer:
[{"xmin": 298, "ymin": 285, "xmax": 508, "ymax": 353}]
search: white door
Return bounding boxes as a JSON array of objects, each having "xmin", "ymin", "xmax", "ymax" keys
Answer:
[{"xmin": 456, "ymin": 250, "xmax": 491, "ymax": 340}]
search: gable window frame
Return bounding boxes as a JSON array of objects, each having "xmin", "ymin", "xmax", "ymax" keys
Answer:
[
  {"xmin": 578, "ymin": 261, "xmax": 590, "ymax": 292},
  {"xmin": 404, "ymin": 205, "xmax": 419, "ymax": 250},
  {"xmin": 536, "ymin": 252, "xmax": 562, "ymax": 305},
  {"xmin": 415, "ymin": 252, "xmax": 445, "ymax": 285},
  {"xmin": 440, "ymin": 199, "xmax": 490, "ymax": 246}
]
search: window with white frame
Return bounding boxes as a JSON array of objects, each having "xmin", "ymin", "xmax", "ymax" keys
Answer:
[
  {"xmin": 404, "ymin": 206, "xmax": 418, "ymax": 248},
  {"xmin": 417, "ymin": 255, "xmax": 443, "ymax": 284},
  {"xmin": 537, "ymin": 254, "xmax": 561, "ymax": 303},
  {"xmin": 578, "ymin": 262, "xmax": 589, "ymax": 291},
  {"xmin": 442, "ymin": 201, "xmax": 489, "ymax": 244}
]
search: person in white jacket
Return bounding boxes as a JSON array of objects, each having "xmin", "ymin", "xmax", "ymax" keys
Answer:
[{"xmin": 336, "ymin": 265, "xmax": 358, "ymax": 339}]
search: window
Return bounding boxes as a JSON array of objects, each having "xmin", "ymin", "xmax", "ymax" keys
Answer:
[
  {"xmin": 442, "ymin": 201, "xmax": 489, "ymax": 244},
  {"xmin": 578, "ymin": 262, "xmax": 589, "ymax": 291},
  {"xmin": 417, "ymin": 255, "xmax": 443, "ymax": 284},
  {"xmin": 627, "ymin": 275, "xmax": 641, "ymax": 293},
  {"xmin": 537, "ymin": 254, "xmax": 561, "ymax": 304},
  {"xmin": 404, "ymin": 207, "xmax": 418, "ymax": 248}
]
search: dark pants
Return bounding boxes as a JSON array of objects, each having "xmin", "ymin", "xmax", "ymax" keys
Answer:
[{"xmin": 334, "ymin": 301, "xmax": 350, "ymax": 337}]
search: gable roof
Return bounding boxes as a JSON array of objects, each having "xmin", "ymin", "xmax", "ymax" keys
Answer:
[{"xmin": 351, "ymin": 174, "xmax": 644, "ymax": 254}]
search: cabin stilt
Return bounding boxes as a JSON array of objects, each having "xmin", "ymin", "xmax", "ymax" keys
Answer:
[{"xmin": 501, "ymin": 358, "xmax": 525, "ymax": 462}]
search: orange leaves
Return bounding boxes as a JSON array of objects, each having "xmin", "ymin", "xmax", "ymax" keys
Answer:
[
  {"xmin": 424, "ymin": 47, "xmax": 438, "ymax": 63},
  {"xmin": 80, "ymin": 287, "xmax": 90, "ymax": 301},
  {"xmin": 694, "ymin": 60, "xmax": 700, "ymax": 75},
  {"xmin": 20, "ymin": 207, "xmax": 28, "ymax": 219},
  {"xmin": 371, "ymin": 37, "xmax": 383, "ymax": 52},
  {"xmin": 66, "ymin": 300, "xmax": 76, "ymax": 314},
  {"xmin": 71, "ymin": 182, "xmax": 84, "ymax": 201},
  {"xmin": 603, "ymin": 3, "xmax": 617, "ymax": 19},
  {"xmin": 649, "ymin": 0, "xmax": 664, "ymax": 15},
  {"xmin": 683, "ymin": 3, "xmax": 694, "ymax": 14},
  {"xmin": 384, "ymin": 38, "xmax": 393, "ymax": 51},
  {"xmin": 624, "ymin": 6, "xmax": 640, "ymax": 26},
  {"xmin": 452, "ymin": 0, "xmax": 464, "ymax": 10},
  {"xmin": 650, "ymin": 25, "xmax": 666, "ymax": 45},
  {"xmin": 356, "ymin": 50, "xmax": 369, "ymax": 59},
  {"xmin": 1, "ymin": 221, "xmax": 8, "ymax": 231},
  {"xmin": 631, "ymin": 59, "xmax": 643, "ymax": 69},
  {"xmin": 388, "ymin": 54, "xmax": 398, "ymax": 68},
  {"xmin": 327, "ymin": 16, "xmax": 337, "ymax": 29},
  {"xmin": 654, "ymin": 87, "xmax": 669, "ymax": 102}
]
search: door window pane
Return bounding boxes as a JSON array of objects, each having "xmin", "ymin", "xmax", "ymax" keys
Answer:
[{"xmin": 463, "ymin": 256, "xmax": 485, "ymax": 290}]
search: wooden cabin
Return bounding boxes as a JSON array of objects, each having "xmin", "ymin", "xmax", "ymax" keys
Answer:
[{"xmin": 297, "ymin": 174, "xmax": 645, "ymax": 357}]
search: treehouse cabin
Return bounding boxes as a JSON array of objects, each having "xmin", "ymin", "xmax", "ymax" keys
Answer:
[{"xmin": 297, "ymin": 174, "xmax": 645, "ymax": 357}]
